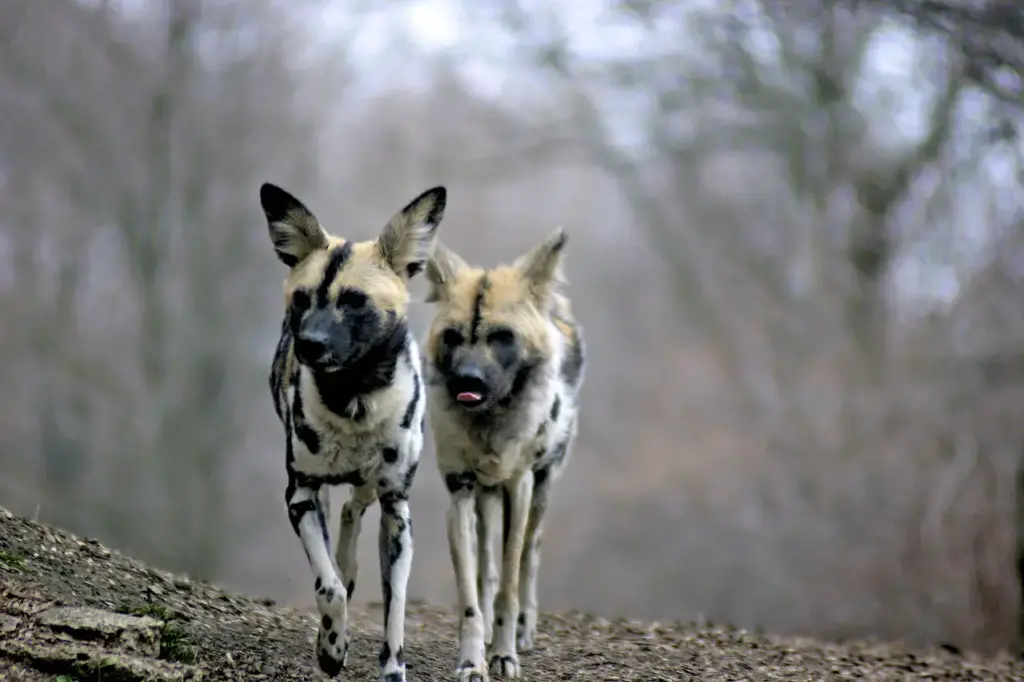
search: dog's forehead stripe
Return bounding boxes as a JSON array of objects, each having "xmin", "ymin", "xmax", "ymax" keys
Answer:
[
  {"xmin": 316, "ymin": 242, "xmax": 353, "ymax": 307},
  {"xmin": 469, "ymin": 274, "xmax": 491, "ymax": 344}
]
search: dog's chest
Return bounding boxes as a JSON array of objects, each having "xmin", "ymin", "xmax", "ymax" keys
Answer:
[{"xmin": 290, "ymin": 412, "xmax": 395, "ymax": 483}]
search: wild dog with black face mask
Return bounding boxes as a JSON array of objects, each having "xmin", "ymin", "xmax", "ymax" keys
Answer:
[
  {"xmin": 261, "ymin": 182, "xmax": 446, "ymax": 681},
  {"xmin": 423, "ymin": 228, "xmax": 586, "ymax": 681}
]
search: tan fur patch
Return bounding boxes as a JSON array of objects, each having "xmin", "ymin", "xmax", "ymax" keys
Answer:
[
  {"xmin": 425, "ymin": 266, "xmax": 554, "ymax": 361},
  {"xmin": 283, "ymin": 237, "xmax": 411, "ymax": 314}
]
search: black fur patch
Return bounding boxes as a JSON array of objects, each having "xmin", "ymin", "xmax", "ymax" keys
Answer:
[
  {"xmin": 260, "ymin": 183, "xmax": 305, "ymax": 224},
  {"xmin": 288, "ymin": 290, "xmax": 312, "ymax": 336},
  {"xmin": 444, "ymin": 471, "xmax": 476, "ymax": 493},
  {"xmin": 316, "ymin": 243, "xmax": 353, "ymax": 307},
  {"xmin": 291, "ymin": 387, "xmax": 320, "ymax": 454},
  {"xmin": 401, "ymin": 372, "xmax": 420, "ymax": 429},
  {"xmin": 533, "ymin": 465, "xmax": 550, "ymax": 488},
  {"xmin": 382, "ymin": 447, "xmax": 399, "ymax": 464},
  {"xmin": 270, "ymin": 317, "xmax": 292, "ymax": 420},
  {"xmin": 488, "ymin": 328, "xmax": 519, "ymax": 369},
  {"xmin": 496, "ymin": 361, "xmax": 539, "ymax": 408},
  {"xmin": 378, "ymin": 642, "xmax": 392, "ymax": 668},
  {"xmin": 322, "ymin": 614, "xmax": 333, "ymax": 630},
  {"xmin": 287, "ymin": 499, "xmax": 316, "ymax": 534},
  {"xmin": 549, "ymin": 395, "xmax": 561, "ymax": 422},
  {"xmin": 317, "ymin": 647, "xmax": 344, "ymax": 676},
  {"xmin": 380, "ymin": 489, "xmax": 410, "ymax": 511},
  {"xmin": 294, "ymin": 470, "xmax": 365, "ymax": 488},
  {"xmin": 312, "ymin": 322, "xmax": 410, "ymax": 417},
  {"xmin": 464, "ymin": 607, "xmax": 475, "ymax": 618},
  {"xmin": 402, "ymin": 186, "xmax": 447, "ymax": 227},
  {"xmin": 336, "ymin": 287, "xmax": 368, "ymax": 310},
  {"xmin": 379, "ymin": 502, "xmax": 409, "ymax": 631},
  {"xmin": 469, "ymin": 275, "xmax": 491, "ymax": 344},
  {"xmin": 401, "ymin": 461, "xmax": 419, "ymax": 493}
]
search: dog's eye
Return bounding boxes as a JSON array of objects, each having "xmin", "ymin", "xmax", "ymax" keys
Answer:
[
  {"xmin": 487, "ymin": 329, "xmax": 515, "ymax": 346},
  {"xmin": 442, "ymin": 328, "xmax": 464, "ymax": 347},
  {"xmin": 337, "ymin": 289, "xmax": 368, "ymax": 310}
]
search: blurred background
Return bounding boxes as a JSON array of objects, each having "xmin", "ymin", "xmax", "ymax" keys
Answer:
[{"xmin": 1, "ymin": 0, "xmax": 1022, "ymax": 656}]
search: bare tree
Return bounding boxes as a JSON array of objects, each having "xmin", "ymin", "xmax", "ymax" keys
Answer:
[{"xmin": 0, "ymin": 0, "xmax": 350, "ymax": 578}]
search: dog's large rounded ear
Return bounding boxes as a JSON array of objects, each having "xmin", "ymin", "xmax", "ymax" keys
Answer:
[
  {"xmin": 260, "ymin": 183, "xmax": 328, "ymax": 268},
  {"xmin": 514, "ymin": 227, "xmax": 568, "ymax": 304},
  {"xmin": 378, "ymin": 186, "xmax": 447, "ymax": 280},
  {"xmin": 425, "ymin": 241, "xmax": 470, "ymax": 303}
]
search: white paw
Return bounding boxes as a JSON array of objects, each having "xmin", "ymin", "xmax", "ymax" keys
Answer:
[
  {"xmin": 515, "ymin": 611, "xmax": 536, "ymax": 652},
  {"xmin": 455, "ymin": 658, "xmax": 489, "ymax": 682},
  {"xmin": 316, "ymin": 627, "xmax": 348, "ymax": 676},
  {"xmin": 315, "ymin": 580, "xmax": 349, "ymax": 677},
  {"xmin": 488, "ymin": 653, "xmax": 520, "ymax": 679}
]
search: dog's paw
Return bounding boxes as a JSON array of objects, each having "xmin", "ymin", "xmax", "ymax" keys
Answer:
[
  {"xmin": 455, "ymin": 658, "xmax": 489, "ymax": 682},
  {"xmin": 488, "ymin": 654, "xmax": 520, "ymax": 679}
]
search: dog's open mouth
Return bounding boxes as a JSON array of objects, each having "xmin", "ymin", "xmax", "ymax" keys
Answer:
[
  {"xmin": 452, "ymin": 378, "xmax": 488, "ymax": 408},
  {"xmin": 456, "ymin": 391, "xmax": 484, "ymax": 405}
]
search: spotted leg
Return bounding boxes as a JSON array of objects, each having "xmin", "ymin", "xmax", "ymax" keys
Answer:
[
  {"xmin": 488, "ymin": 473, "xmax": 533, "ymax": 678},
  {"xmin": 335, "ymin": 483, "xmax": 377, "ymax": 601},
  {"xmin": 445, "ymin": 471, "xmax": 488, "ymax": 681},
  {"xmin": 476, "ymin": 486, "xmax": 502, "ymax": 647},
  {"xmin": 516, "ymin": 466, "xmax": 552, "ymax": 652},
  {"xmin": 285, "ymin": 477, "xmax": 349, "ymax": 677},
  {"xmin": 377, "ymin": 467, "xmax": 416, "ymax": 682}
]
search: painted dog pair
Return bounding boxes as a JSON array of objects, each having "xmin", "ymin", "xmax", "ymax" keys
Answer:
[{"xmin": 260, "ymin": 183, "xmax": 585, "ymax": 681}]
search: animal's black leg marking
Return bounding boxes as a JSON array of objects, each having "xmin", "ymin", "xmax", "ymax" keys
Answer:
[
  {"xmin": 286, "ymin": 477, "xmax": 349, "ymax": 676},
  {"xmin": 377, "ymin": 478, "xmax": 414, "ymax": 681}
]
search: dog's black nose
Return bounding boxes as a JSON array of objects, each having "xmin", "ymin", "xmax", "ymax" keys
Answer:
[
  {"xmin": 454, "ymin": 364, "xmax": 485, "ymax": 384},
  {"xmin": 296, "ymin": 329, "xmax": 330, "ymax": 363}
]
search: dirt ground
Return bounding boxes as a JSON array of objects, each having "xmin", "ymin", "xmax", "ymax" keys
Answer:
[{"xmin": 1, "ymin": 506, "xmax": 1022, "ymax": 682}]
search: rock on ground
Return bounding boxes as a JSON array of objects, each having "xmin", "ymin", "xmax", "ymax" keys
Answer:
[{"xmin": 0, "ymin": 506, "xmax": 1022, "ymax": 681}]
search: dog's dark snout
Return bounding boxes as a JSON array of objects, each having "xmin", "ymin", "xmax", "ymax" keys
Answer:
[
  {"xmin": 296, "ymin": 328, "xmax": 329, "ymax": 360},
  {"xmin": 454, "ymin": 364, "xmax": 485, "ymax": 385},
  {"xmin": 296, "ymin": 311, "xmax": 331, "ymax": 360}
]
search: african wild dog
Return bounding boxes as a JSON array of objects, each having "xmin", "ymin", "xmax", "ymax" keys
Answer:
[
  {"xmin": 259, "ymin": 182, "xmax": 447, "ymax": 681},
  {"xmin": 423, "ymin": 228, "xmax": 586, "ymax": 681}
]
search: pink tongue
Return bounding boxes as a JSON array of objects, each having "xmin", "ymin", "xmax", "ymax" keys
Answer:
[{"xmin": 457, "ymin": 391, "xmax": 483, "ymax": 403}]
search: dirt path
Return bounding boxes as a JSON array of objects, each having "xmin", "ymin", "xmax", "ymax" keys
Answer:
[{"xmin": 0, "ymin": 506, "xmax": 1021, "ymax": 681}]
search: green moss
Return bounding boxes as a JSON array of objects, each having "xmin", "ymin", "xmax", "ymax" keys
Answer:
[
  {"xmin": 124, "ymin": 603, "xmax": 175, "ymax": 622},
  {"xmin": 115, "ymin": 602, "xmax": 197, "ymax": 664},
  {"xmin": 0, "ymin": 549, "xmax": 29, "ymax": 572},
  {"xmin": 158, "ymin": 620, "xmax": 197, "ymax": 664}
]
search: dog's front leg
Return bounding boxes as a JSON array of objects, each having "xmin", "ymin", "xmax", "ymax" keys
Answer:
[
  {"xmin": 488, "ymin": 472, "xmax": 533, "ymax": 679},
  {"xmin": 446, "ymin": 471, "xmax": 488, "ymax": 681},
  {"xmin": 286, "ymin": 477, "xmax": 349, "ymax": 677},
  {"xmin": 377, "ymin": 467, "xmax": 416, "ymax": 682}
]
